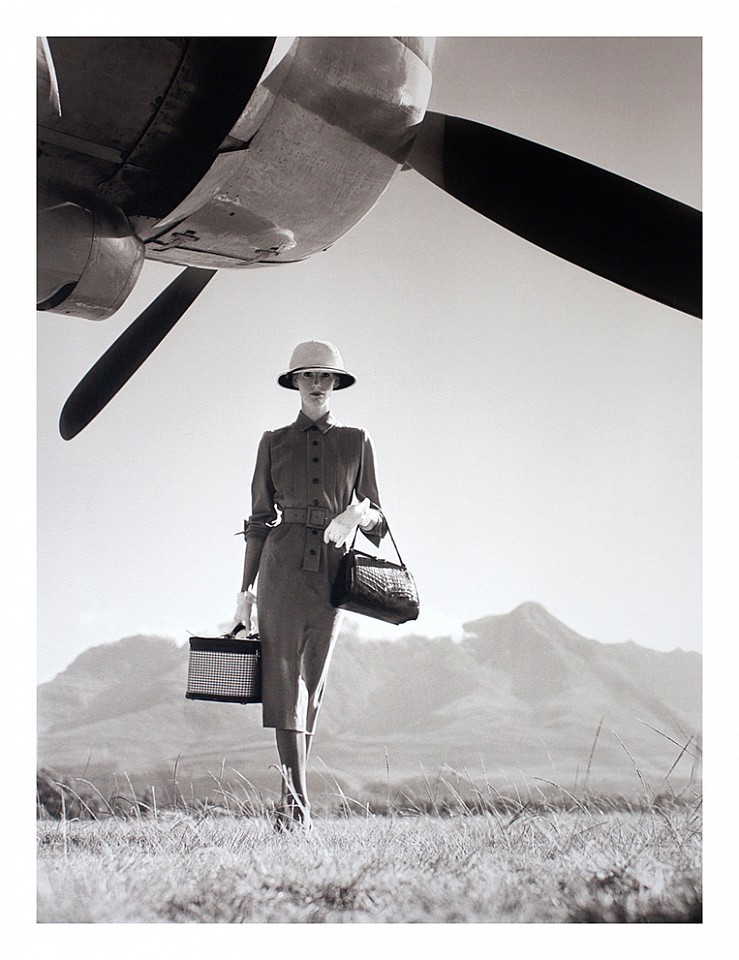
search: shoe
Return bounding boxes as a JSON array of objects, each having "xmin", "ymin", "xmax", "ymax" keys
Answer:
[
  {"xmin": 270, "ymin": 802, "xmax": 295, "ymax": 833},
  {"xmin": 269, "ymin": 799, "xmax": 313, "ymax": 834},
  {"xmin": 296, "ymin": 808, "xmax": 313, "ymax": 833}
]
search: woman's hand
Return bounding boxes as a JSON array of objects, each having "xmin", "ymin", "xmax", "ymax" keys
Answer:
[
  {"xmin": 234, "ymin": 589, "xmax": 258, "ymax": 632},
  {"xmin": 323, "ymin": 500, "xmax": 373, "ymax": 548}
]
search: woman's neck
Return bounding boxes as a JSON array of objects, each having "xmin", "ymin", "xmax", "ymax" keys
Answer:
[{"xmin": 301, "ymin": 399, "xmax": 331, "ymax": 421}]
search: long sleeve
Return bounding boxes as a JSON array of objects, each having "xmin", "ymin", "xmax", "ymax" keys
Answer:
[
  {"xmin": 246, "ymin": 432, "xmax": 278, "ymax": 540},
  {"xmin": 355, "ymin": 429, "xmax": 387, "ymax": 546},
  {"xmin": 241, "ymin": 432, "xmax": 277, "ymax": 590}
]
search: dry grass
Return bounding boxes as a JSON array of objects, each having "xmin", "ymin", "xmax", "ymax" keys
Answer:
[{"xmin": 37, "ymin": 788, "xmax": 701, "ymax": 923}]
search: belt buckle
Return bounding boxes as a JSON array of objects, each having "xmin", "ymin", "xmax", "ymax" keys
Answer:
[{"xmin": 306, "ymin": 506, "xmax": 328, "ymax": 528}]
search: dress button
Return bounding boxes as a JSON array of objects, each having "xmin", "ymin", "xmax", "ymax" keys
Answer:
[
  {"xmin": 312, "ymin": 499, "xmax": 319, "ymax": 506},
  {"xmin": 312, "ymin": 529, "xmax": 318, "ymax": 536},
  {"xmin": 312, "ymin": 478, "xmax": 319, "ymax": 484},
  {"xmin": 312, "ymin": 440, "xmax": 319, "ymax": 446},
  {"xmin": 312, "ymin": 457, "xmax": 319, "ymax": 463},
  {"xmin": 309, "ymin": 549, "xmax": 317, "ymax": 556}
]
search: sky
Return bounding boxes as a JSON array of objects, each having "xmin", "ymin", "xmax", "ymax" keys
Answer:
[{"xmin": 31, "ymin": 35, "xmax": 705, "ymax": 683}]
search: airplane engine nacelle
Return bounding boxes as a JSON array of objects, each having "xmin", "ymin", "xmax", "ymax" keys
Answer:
[
  {"xmin": 37, "ymin": 37, "xmax": 277, "ymax": 319},
  {"xmin": 37, "ymin": 195, "xmax": 144, "ymax": 320}
]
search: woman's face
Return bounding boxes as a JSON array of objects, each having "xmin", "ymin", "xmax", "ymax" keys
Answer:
[{"xmin": 293, "ymin": 369, "xmax": 340, "ymax": 407}]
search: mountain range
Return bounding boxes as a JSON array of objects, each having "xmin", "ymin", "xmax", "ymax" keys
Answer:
[{"xmin": 37, "ymin": 602, "xmax": 701, "ymax": 802}]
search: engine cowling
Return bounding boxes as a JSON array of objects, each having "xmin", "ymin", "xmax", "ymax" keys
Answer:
[{"xmin": 37, "ymin": 194, "xmax": 144, "ymax": 320}]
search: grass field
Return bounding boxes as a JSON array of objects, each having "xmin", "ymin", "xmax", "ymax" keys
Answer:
[{"xmin": 37, "ymin": 783, "xmax": 701, "ymax": 923}]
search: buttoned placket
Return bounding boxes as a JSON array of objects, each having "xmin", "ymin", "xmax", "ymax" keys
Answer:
[{"xmin": 303, "ymin": 426, "xmax": 325, "ymax": 571}]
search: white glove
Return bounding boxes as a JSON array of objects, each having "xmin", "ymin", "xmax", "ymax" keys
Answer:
[
  {"xmin": 234, "ymin": 590, "xmax": 258, "ymax": 633},
  {"xmin": 323, "ymin": 500, "xmax": 373, "ymax": 548}
]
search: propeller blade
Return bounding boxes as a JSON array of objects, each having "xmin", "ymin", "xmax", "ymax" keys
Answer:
[
  {"xmin": 59, "ymin": 267, "xmax": 216, "ymax": 440},
  {"xmin": 407, "ymin": 111, "xmax": 701, "ymax": 318}
]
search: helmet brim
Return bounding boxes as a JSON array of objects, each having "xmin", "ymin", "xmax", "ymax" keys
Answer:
[{"xmin": 278, "ymin": 368, "xmax": 355, "ymax": 390}]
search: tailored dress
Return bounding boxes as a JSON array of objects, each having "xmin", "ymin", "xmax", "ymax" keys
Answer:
[{"xmin": 246, "ymin": 409, "xmax": 386, "ymax": 733}]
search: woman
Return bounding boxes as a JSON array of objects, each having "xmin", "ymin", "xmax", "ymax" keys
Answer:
[{"xmin": 234, "ymin": 340, "xmax": 386, "ymax": 831}]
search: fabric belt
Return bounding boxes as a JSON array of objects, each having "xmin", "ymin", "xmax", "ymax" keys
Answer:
[{"xmin": 282, "ymin": 506, "xmax": 332, "ymax": 529}]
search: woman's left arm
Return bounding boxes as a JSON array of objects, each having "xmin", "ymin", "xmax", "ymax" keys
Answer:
[
  {"xmin": 354, "ymin": 430, "xmax": 387, "ymax": 544},
  {"xmin": 323, "ymin": 430, "xmax": 388, "ymax": 548}
]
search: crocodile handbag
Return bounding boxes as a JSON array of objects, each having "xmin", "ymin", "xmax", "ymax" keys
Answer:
[
  {"xmin": 331, "ymin": 520, "xmax": 420, "ymax": 625},
  {"xmin": 185, "ymin": 624, "xmax": 261, "ymax": 703}
]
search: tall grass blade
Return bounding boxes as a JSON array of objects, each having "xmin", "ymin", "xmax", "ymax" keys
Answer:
[
  {"xmin": 584, "ymin": 716, "xmax": 604, "ymax": 792},
  {"xmin": 638, "ymin": 718, "xmax": 701, "ymax": 761},
  {"xmin": 611, "ymin": 729, "xmax": 654, "ymax": 804}
]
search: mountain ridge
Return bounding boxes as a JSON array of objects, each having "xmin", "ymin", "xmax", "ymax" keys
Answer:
[{"xmin": 38, "ymin": 603, "xmax": 701, "ymax": 798}]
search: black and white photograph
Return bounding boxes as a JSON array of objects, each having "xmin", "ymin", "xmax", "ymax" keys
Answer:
[{"xmin": 14, "ymin": 3, "xmax": 730, "ymax": 941}]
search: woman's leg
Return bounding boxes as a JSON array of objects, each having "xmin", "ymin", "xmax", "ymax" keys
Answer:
[{"xmin": 275, "ymin": 729, "xmax": 311, "ymax": 824}]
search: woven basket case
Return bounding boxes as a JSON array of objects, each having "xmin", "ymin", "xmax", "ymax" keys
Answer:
[{"xmin": 185, "ymin": 633, "xmax": 262, "ymax": 704}]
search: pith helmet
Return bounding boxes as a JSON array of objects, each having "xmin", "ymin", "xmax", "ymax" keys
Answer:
[{"xmin": 278, "ymin": 340, "xmax": 356, "ymax": 390}]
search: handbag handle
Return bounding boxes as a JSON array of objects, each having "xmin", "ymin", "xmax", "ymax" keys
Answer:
[
  {"xmin": 348, "ymin": 515, "xmax": 407, "ymax": 567},
  {"xmin": 223, "ymin": 623, "xmax": 259, "ymax": 639}
]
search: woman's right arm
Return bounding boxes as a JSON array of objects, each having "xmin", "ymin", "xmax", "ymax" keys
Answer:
[
  {"xmin": 240, "ymin": 546, "xmax": 262, "ymax": 594},
  {"xmin": 240, "ymin": 432, "xmax": 276, "ymax": 591}
]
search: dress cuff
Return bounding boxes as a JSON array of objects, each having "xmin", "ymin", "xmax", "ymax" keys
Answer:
[{"xmin": 245, "ymin": 519, "xmax": 272, "ymax": 542}]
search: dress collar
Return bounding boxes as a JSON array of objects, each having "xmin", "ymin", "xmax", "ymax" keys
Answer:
[{"xmin": 295, "ymin": 410, "xmax": 336, "ymax": 434}]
